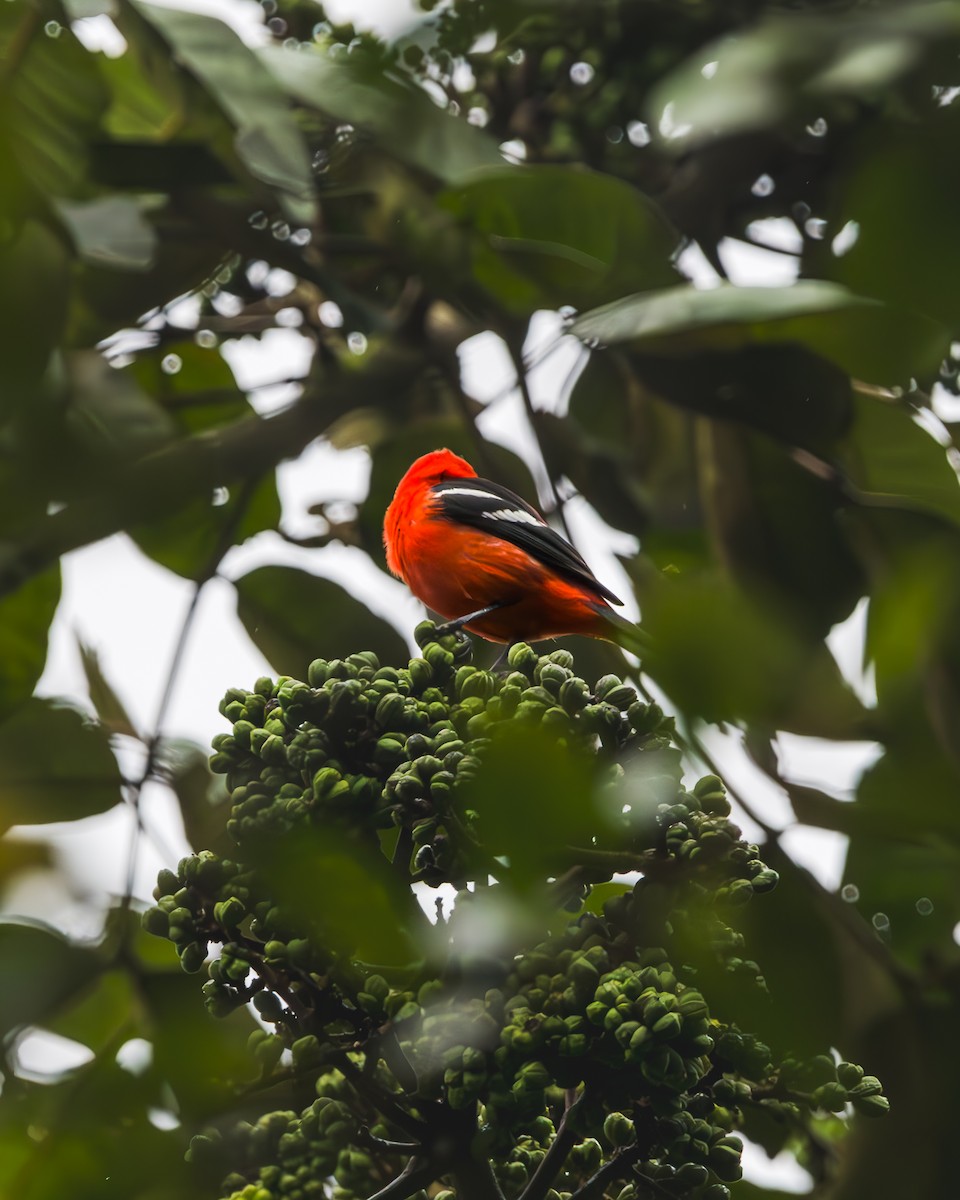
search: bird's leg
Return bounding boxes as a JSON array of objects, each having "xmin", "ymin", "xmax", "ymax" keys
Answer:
[
  {"xmin": 489, "ymin": 642, "xmax": 517, "ymax": 673},
  {"xmin": 434, "ymin": 603, "xmax": 506, "ymax": 637}
]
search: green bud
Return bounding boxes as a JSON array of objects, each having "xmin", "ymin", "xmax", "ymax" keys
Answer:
[
  {"xmin": 254, "ymin": 991, "xmax": 285, "ymax": 1022},
  {"xmin": 837, "ymin": 1061, "xmax": 864, "ymax": 1090},
  {"xmin": 603, "ymin": 1112, "xmax": 635, "ymax": 1148},
  {"xmin": 178, "ymin": 942, "xmax": 206, "ymax": 973},
  {"xmin": 851, "ymin": 1092, "xmax": 890, "ymax": 1117},
  {"xmin": 813, "ymin": 1081, "xmax": 849, "ymax": 1112},
  {"xmin": 141, "ymin": 907, "xmax": 168, "ymax": 937}
]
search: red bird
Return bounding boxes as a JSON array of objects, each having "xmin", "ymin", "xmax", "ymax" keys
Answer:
[{"xmin": 383, "ymin": 448, "xmax": 629, "ymax": 645}]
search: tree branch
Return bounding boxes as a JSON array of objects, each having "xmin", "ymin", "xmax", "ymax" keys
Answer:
[
  {"xmin": 520, "ymin": 1090, "xmax": 587, "ymax": 1200},
  {"xmin": 0, "ymin": 353, "xmax": 420, "ymax": 599}
]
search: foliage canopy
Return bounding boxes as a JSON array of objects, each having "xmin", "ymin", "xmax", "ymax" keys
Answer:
[{"xmin": 2, "ymin": 1, "xmax": 960, "ymax": 1199}]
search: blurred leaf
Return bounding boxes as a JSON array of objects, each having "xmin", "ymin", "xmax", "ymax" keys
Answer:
[
  {"xmin": 0, "ymin": 837, "xmax": 51, "ymax": 891},
  {"xmin": 53, "ymin": 196, "xmax": 156, "ymax": 270},
  {"xmin": 648, "ymin": 3, "xmax": 960, "ymax": 151},
  {"xmin": 0, "ymin": 920, "xmax": 101, "ymax": 1039},
  {"xmin": 254, "ymin": 827, "xmax": 423, "ymax": 967},
  {"xmin": 0, "ymin": 219, "xmax": 72, "ymax": 405},
  {"xmin": 699, "ymin": 421, "xmax": 863, "ymax": 638},
  {"xmin": 843, "ymin": 395, "xmax": 960, "ymax": 529},
  {"xmin": 843, "ymin": 831, "xmax": 960, "ymax": 969},
  {"xmin": 132, "ymin": 472, "xmax": 280, "ymax": 580},
  {"xmin": 77, "ymin": 639, "xmax": 140, "ymax": 739},
  {"xmin": 462, "ymin": 724, "xmax": 618, "ymax": 892},
  {"xmin": 261, "ymin": 44, "xmax": 504, "ymax": 183},
  {"xmin": 440, "ymin": 165, "xmax": 680, "ymax": 314},
  {"xmin": 0, "ymin": 2, "xmax": 108, "ymax": 198},
  {"xmin": 63, "ymin": 350, "xmax": 177, "ymax": 468},
  {"xmin": 99, "ymin": 43, "xmax": 181, "ymax": 138},
  {"xmin": 0, "ymin": 1046, "xmax": 201, "ymax": 1200},
  {"xmin": 235, "ymin": 565, "xmax": 408, "ymax": 676},
  {"xmin": 157, "ymin": 737, "xmax": 230, "ymax": 853},
  {"xmin": 0, "ymin": 567, "xmax": 60, "ymax": 720},
  {"xmin": 634, "ymin": 565, "xmax": 869, "ymax": 737},
  {"xmin": 141, "ymin": 969, "xmax": 257, "ymax": 1118},
  {"xmin": 45, "ymin": 969, "xmax": 140, "ymax": 1053},
  {"xmin": 815, "ymin": 108, "xmax": 960, "ymax": 328},
  {"xmin": 0, "ymin": 699, "xmax": 123, "ymax": 833},
  {"xmin": 571, "ymin": 282, "xmax": 947, "ymax": 392},
  {"xmin": 129, "ymin": 342, "xmax": 249, "ymax": 434},
  {"xmin": 130, "ymin": 0, "xmax": 315, "ymax": 220}
]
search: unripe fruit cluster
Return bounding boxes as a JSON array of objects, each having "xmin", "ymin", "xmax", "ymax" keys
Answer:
[{"xmin": 143, "ymin": 625, "xmax": 886, "ymax": 1200}]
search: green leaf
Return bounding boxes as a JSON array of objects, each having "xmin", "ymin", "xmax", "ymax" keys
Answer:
[
  {"xmin": 130, "ymin": 0, "xmax": 315, "ymax": 220},
  {"xmin": 261, "ymin": 44, "xmax": 504, "ymax": 184},
  {"xmin": 132, "ymin": 472, "xmax": 281, "ymax": 581},
  {"xmin": 0, "ymin": 920, "xmax": 101, "ymax": 1039},
  {"xmin": 843, "ymin": 395, "xmax": 960, "ymax": 529},
  {"xmin": 125, "ymin": 343, "xmax": 282, "ymax": 578},
  {"xmin": 140, "ymin": 961, "xmax": 258, "ymax": 1118},
  {"xmin": 234, "ymin": 565, "xmax": 408, "ymax": 677},
  {"xmin": 156, "ymin": 738, "xmax": 230, "ymax": 853},
  {"xmin": 460, "ymin": 723, "xmax": 611, "ymax": 893},
  {"xmin": 634, "ymin": 564, "xmax": 870, "ymax": 737},
  {"xmin": 439, "ymin": 165, "xmax": 681, "ymax": 314},
  {"xmin": 253, "ymin": 827, "xmax": 424, "ymax": 968},
  {"xmin": 647, "ymin": 4, "xmax": 960, "ymax": 152},
  {"xmin": 0, "ymin": 219, "xmax": 73, "ymax": 406},
  {"xmin": 53, "ymin": 196, "xmax": 156, "ymax": 271},
  {"xmin": 571, "ymin": 282, "xmax": 947, "ymax": 391},
  {"xmin": 815, "ymin": 113, "xmax": 960, "ymax": 328},
  {"xmin": 45, "ymin": 969, "xmax": 139, "ymax": 1054},
  {"xmin": 698, "ymin": 421, "xmax": 864, "ymax": 638},
  {"xmin": 62, "ymin": 349, "xmax": 177, "ymax": 468},
  {"xmin": 0, "ymin": 567, "xmax": 60, "ymax": 721},
  {"xmin": 0, "ymin": 2, "xmax": 108, "ymax": 198},
  {"xmin": 77, "ymin": 639, "xmax": 140, "ymax": 739},
  {"xmin": 0, "ymin": 699, "xmax": 123, "ymax": 833}
]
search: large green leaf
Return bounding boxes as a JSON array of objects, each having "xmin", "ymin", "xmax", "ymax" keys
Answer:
[
  {"xmin": 0, "ymin": 219, "xmax": 72, "ymax": 408},
  {"xmin": 261, "ymin": 44, "xmax": 504, "ymax": 184},
  {"xmin": 571, "ymin": 282, "xmax": 947, "ymax": 389},
  {"xmin": 126, "ymin": 344, "xmax": 282, "ymax": 578},
  {"xmin": 439, "ymin": 165, "xmax": 681, "ymax": 314},
  {"xmin": 0, "ymin": 699, "xmax": 123, "ymax": 833},
  {"xmin": 0, "ymin": 920, "xmax": 101, "ymax": 1039},
  {"xmin": 0, "ymin": 0, "xmax": 108, "ymax": 199},
  {"xmin": 130, "ymin": 0, "xmax": 315, "ymax": 221},
  {"xmin": 843, "ymin": 395, "xmax": 960, "ymax": 529},
  {"xmin": 815, "ymin": 112, "xmax": 960, "ymax": 327},
  {"xmin": 699, "ymin": 421, "xmax": 864, "ymax": 638},
  {"xmin": 647, "ymin": 3, "xmax": 960, "ymax": 152},
  {"xmin": 133, "ymin": 472, "xmax": 281, "ymax": 580},
  {"xmin": 634, "ymin": 564, "xmax": 870, "ymax": 737},
  {"xmin": 0, "ymin": 567, "xmax": 60, "ymax": 720},
  {"xmin": 235, "ymin": 565, "xmax": 408, "ymax": 677}
]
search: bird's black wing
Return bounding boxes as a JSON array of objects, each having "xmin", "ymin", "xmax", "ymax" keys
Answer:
[{"xmin": 431, "ymin": 476, "xmax": 622, "ymax": 606}]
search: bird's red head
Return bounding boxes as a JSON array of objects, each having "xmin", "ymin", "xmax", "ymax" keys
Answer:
[
  {"xmin": 396, "ymin": 448, "xmax": 477, "ymax": 488},
  {"xmin": 383, "ymin": 449, "xmax": 477, "ymax": 579}
]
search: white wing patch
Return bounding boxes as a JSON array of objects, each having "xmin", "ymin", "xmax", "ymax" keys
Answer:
[{"xmin": 483, "ymin": 507, "xmax": 542, "ymax": 525}]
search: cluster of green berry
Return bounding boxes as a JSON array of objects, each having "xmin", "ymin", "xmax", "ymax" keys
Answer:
[{"xmin": 144, "ymin": 626, "xmax": 886, "ymax": 1200}]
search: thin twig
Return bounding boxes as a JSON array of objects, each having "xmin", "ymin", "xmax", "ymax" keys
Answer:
[
  {"xmin": 520, "ymin": 1089, "xmax": 587, "ymax": 1200},
  {"xmin": 365, "ymin": 1156, "xmax": 436, "ymax": 1200},
  {"xmin": 506, "ymin": 338, "xmax": 574, "ymax": 541}
]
